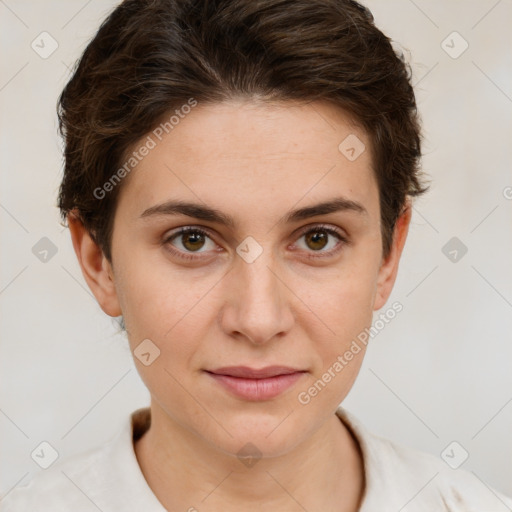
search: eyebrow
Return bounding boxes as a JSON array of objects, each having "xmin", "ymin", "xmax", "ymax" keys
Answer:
[{"xmin": 139, "ymin": 196, "xmax": 367, "ymax": 227}]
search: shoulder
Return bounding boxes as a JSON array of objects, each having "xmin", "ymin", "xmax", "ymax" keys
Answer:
[
  {"xmin": 0, "ymin": 408, "xmax": 160, "ymax": 512},
  {"xmin": 336, "ymin": 407, "xmax": 512, "ymax": 512},
  {"xmin": 0, "ymin": 443, "xmax": 108, "ymax": 512}
]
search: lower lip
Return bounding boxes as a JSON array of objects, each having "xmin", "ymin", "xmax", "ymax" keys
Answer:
[{"xmin": 206, "ymin": 371, "xmax": 306, "ymax": 401}]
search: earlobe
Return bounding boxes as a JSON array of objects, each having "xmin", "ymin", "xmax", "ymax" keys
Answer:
[
  {"xmin": 67, "ymin": 211, "xmax": 122, "ymax": 317},
  {"xmin": 373, "ymin": 201, "xmax": 412, "ymax": 311}
]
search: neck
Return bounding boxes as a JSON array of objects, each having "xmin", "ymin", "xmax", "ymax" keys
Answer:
[{"xmin": 134, "ymin": 402, "xmax": 365, "ymax": 512}]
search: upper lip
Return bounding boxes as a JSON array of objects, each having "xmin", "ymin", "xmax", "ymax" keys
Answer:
[{"xmin": 206, "ymin": 366, "xmax": 305, "ymax": 379}]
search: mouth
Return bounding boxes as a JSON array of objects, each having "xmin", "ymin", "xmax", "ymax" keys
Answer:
[{"xmin": 204, "ymin": 366, "xmax": 307, "ymax": 401}]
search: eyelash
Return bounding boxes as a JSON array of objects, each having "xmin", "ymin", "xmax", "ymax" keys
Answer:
[{"xmin": 162, "ymin": 224, "xmax": 348, "ymax": 262}]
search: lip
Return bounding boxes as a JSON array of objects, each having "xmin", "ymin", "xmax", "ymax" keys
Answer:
[{"xmin": 205, "ymin": 366, "xmax": 307, "ymax": 401}]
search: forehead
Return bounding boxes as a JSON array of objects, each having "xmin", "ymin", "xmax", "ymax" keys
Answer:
[{"xmin": 115, "ymin": 99, "xmax": 379, "ymax": 226}]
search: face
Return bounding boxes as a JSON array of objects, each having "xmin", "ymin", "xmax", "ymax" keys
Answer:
[{"xmin": 73, "ymin": 99, "xmax": 409, "ymax": 458}]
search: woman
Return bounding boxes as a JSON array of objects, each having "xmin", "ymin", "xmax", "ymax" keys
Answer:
[{"xmin": 2, "ymin": 0, "xmax": 511, "ymax": 510}]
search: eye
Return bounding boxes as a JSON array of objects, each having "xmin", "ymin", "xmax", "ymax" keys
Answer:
[
  {"xmin": 163, "ymin": 226, "xmax": 218, "ymax": 261},
  {"xmin": 162, "ymin": 223, "xmax": 348, "ymax": 262},
  {"xmin": 293, "ymin": 224, "xmax": 348, "ymax": 258}
]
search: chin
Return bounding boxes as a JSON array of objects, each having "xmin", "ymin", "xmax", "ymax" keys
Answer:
[{"xmin": 202, "ymin": 408, "xmax": 314, "ymax": 460}]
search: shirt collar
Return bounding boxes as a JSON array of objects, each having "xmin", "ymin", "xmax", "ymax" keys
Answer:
[{"xmin": 115, "ymin": 405, "xmax": 393, "ymax": 511}]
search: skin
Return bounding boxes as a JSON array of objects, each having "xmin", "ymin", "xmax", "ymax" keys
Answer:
[{"xmin": 68, "ymin": 99, "xmax": 411, "ymax": 512}]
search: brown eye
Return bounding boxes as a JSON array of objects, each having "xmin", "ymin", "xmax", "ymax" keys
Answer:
[
  {"xmin": 304, "ymin": 230, "xmax": 329, "ymax": 251},
  {"xmin": 163, "ymin": 226, "xmax": 218, "ymax": 261},
  {"xmin": 181, "ymin": 230, "xmax": 206, "ymax": 252},
  {"xmin": 294, "ymin": 224, "xmax": 348, "ymax": 258}
]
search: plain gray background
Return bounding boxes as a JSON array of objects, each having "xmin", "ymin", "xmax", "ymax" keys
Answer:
[{"xmin": 1, "ymin": 0, "xmax": 511, "ymax": 503}]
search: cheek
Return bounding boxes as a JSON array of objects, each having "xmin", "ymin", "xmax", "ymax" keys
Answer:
[
  {"xmin": 304, "ymin": 256, "xmax": 379, "ymax": 337},
  {"xmin": 115, "ymin": 265, "xmax": 205, "ymax": 408},
  {"xmin": 115, "ymin": 249, "xmax": 201, "ymax": 338},
  {"xmin": 115, "ymin": 258, "xmax": 217, "ymax": 390},
  {"xmin": 296, "ymin": 249, "xmax": 379, "ymax": 398},
  {"xmin": 294, "ymin": 274, "xmax": 374, "ymax": 412}
]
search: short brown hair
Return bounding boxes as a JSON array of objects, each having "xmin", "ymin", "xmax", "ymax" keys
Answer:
[{"xmin": 57, "ymin": 0, "xmax": 428, "ymax": 263}]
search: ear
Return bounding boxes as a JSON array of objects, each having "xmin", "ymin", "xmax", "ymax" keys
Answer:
[
  {"xmin": 67, "ymin": 211, "xmax": 122, "ymax": 317},
  {"xmin": 373, "ymin": 200, "xmax": 412, "ymax": 311}
]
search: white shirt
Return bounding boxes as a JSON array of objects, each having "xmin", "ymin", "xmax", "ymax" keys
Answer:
[{"xmin": 1, "ymin": 406, "xmax": 511, "ymax": 511}]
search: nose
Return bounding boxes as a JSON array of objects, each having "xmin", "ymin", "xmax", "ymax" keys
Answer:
[{"xmin": 218, "ymin": 244, "xmax": 295, "ymax": 345}]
